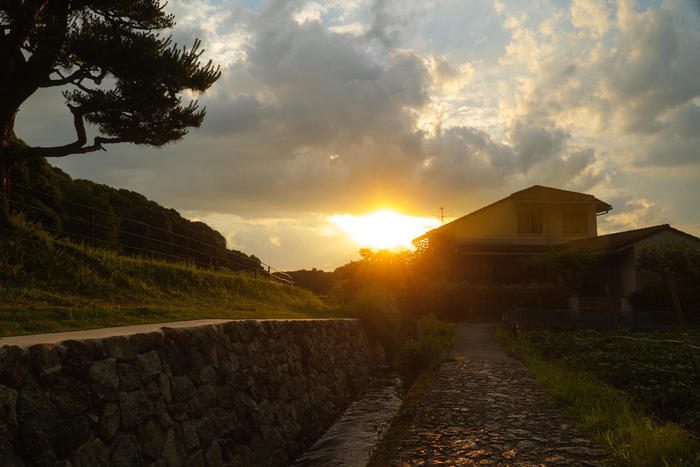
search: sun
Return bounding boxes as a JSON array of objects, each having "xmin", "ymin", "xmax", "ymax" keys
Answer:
[{"xmin": 329, "ymin": 210, "xmax": 441, "ymax": 250}]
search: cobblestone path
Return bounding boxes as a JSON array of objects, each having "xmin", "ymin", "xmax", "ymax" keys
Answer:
[{"xmin": 390, "ymin": 354, "xmax": 607, "ymax": 465}]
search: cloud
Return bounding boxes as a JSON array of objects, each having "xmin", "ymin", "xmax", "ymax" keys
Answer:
[
  {"xmin": 598, "ymin": 195, "xmax": 668, "ymax": 234},
  {"xmin": 637, "ymin": 102, "xmax": 700, "ymax": 167},
  {"xmin": 570, "ymin": 0, "xmax": 610, "ymax": 38},
  {"xmin": 502, "ymin": 0, "xmax": 700, "ymax": 140},
  {"xmin": 181, "ymin": 211, "xmax": 360, "ymax": 270},
  {"xmin": 13, "ymin": 0, "xmax": 699, "ymax": 269},
  {"xmin": 506, "ymin": 119, "xmax": 568, "ymax": 171}
]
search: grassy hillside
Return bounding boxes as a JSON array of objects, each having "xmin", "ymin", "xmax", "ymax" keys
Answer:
[
  {"xmin": 0, "ymin": 217, "xmax": 333, "ymax": 337},
  {"xmin": 8, "ymin": 156, "xmax": 263, "ymax": 271}
]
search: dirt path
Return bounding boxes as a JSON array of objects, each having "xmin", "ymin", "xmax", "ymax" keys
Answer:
[{"xmin": 390, "ymin": 322, "xmax": 606, "ymax": 465}]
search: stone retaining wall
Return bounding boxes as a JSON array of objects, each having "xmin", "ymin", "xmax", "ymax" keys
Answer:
[{"xmin": 0, "ymin": 319, "xmax": 381, "ymax": 466}]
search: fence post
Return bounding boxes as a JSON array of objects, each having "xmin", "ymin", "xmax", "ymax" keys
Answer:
[
  {"xmin": 89, "ymin": 212, "xmax": 95, "ymax": 249},
  {"xmin": 144, "ymin": 225, "xmax": 150, "ymax": 258},
  {"xmin": 664, "ymin": 267, "xmax": 699, "ymax": 377}
]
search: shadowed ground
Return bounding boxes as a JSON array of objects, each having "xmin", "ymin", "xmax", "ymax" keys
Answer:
[{"xmin": 390, "ymin": 322, "xmax": 606, "ymax": 465}]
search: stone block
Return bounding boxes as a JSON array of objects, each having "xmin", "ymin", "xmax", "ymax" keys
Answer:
[
  {"xmin": 137, "ymin": 418, "xmax": 164, "ymax": 461},
  {"xmin": 18, "ymin": 384, "xmax": 59, "ymax": 431},
  {"xmin": 204, "ymin": 440, "xmax": 223, "ymax": 466},
  {"xmin": 90, "ymin": 358, "xmax": 119, "ymax": 401},
  {"xmin": 0, "ymin": 423, "xmax": 24, "ymax": 467},
  {"xmin": 210, "ymin": 407, "xmax": 238, "ymax": 437},
  {"xmin": 120, "ymin": 390, "xmax": 156, "ymax": 430},
  {"xmin": 182, "ymin": 420, "xmax": 200, "ymax": 453},
  {"xmin": 0, "ymin": 346, "xmax": 28, "ymax": 387},
  {"xmin": 162, "ymin": 425, "xmax": 186, "ymax": 467},
  {"xmin": 73, "ymin": 438, "xmax": 109, "ymax": 467},
  {"xmin": 197, "ymin": 365, "xmax": 217, "ymax": 386},
  {"xmin": 28, "ymin": 344, "xmax": 62, "ymax": 382},
  {"xmin": 171, "ymin": 376, "xmax": 197, "ymax": 403},
  {"xmin": 136, "ymin": 351, "xmax": 162, "ymax": 383},
  {"xmin": 51, "ymin": 415, "xmax": 91, "ymax": 459},
  {"xmin": 20, "ymin": 422, "xmax": 55, "ymax": 466},
  {"xmin": 99, "ymin": 402, "xmax": 120, "ymax": 441},
  {"xmin": 184, "ymin": 450, "xmax": 204, "ymax": 467},
  {"xmin": 110, "ymin": 434, "xmax": 142, "ymax": 467},
  {"xmin": 118, "ymin": 361, "xmax": 142, "ymax": 392},
  {"xmin": 158, "ymin": 374, "xmax": 172, "ymax": 404},
  {"xmin": 0, "ymin": 385, "xmax": 18, "ymax": 425},
  {"xmin": 102, "ymin": 336, "xmax": 136, "ymax": 361},
  {"xmin": 129, "ymin": 332, "xmax": 164, "ymax": 353},
  {"xmin": 49, "ymin": 376, "xmax": 92, "ymax": 417}
]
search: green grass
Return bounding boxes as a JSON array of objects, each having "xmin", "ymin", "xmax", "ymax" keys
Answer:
[
  {"xmin": 525, "ymin": 329, "xmax": 700, "ymax": 431},
  {"xmin": 495, "ymin": 327, "xmax": 700, "ymax": 466},
  {"xmin": 0, "ymin": 217, "xmax": 334, "ymax": 336},
  {"xmin": 367, "ymin": 368, "xmax": 438, "ymax": 467}
]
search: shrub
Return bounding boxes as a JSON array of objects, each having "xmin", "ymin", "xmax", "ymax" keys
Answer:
[
  {"xmin": 407, "ymin": 283, "xmax": 571, "ymax": 321},
  {"xmin": 395, "ymin": 314, "xmax": 455, "ymax": 385},
  {"xmin": 340, "ymin": 288, "xmax": 409, "ymax": 362}
]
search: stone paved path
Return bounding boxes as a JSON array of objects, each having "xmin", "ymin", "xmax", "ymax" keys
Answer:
[{"xmin": 390, "ymin": 323, "xmax": 607, "ymax": 466}]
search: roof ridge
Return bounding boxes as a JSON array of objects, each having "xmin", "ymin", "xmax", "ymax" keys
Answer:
[
  {"xmin": 596, "ymin": 224, "xmax": 670, "ymax": 238},
  {"xmin": 511, "ymin": 184, "xmax": 596, "ymax": 198}
]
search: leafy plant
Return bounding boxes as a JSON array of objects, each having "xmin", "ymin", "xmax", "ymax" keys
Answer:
[{"xmin": 395, "ymin": 314, "xmax": 455, "ymax": 385}]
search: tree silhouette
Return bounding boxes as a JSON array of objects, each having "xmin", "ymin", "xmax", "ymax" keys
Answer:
[{"xmin": 0, "ymin": 1, "xmax": 221, "ymax": 222}]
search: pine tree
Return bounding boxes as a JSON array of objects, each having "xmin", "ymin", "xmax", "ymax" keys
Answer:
[{"xmin": 0, "ymin": 1, "xmax": 221, "ymax": 222}]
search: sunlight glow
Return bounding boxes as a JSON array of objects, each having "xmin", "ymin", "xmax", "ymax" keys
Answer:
[{"xmin": 329, "ymin": 210, "xmax": 441, "ymax": 249}]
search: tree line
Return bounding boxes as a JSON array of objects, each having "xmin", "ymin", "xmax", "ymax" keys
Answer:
[{"xmin": 9, "ymin": 156, "xmax": 263, "ymax": 272}]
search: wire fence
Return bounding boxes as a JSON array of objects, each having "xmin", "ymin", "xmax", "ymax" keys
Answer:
[
  {"xmin": 9, "ymin": 181, "xmax": 294, "ymax": 286},
  {"xmin": 502, "ymin": 273, "xmax": 699, "ymax": 379}
]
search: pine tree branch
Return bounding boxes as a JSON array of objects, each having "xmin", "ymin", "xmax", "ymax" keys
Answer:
[{"xmin": 11, "ymin": 104, "xmax": 125, "ymax": 161}]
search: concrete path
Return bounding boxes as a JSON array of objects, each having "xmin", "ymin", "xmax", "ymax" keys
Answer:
[
  {"xmin": 390, "ymin": 322, "xmax": 606, "ymax": 465},
  {"xmin": 450, "ymin": 322, "xmax": 511, "ymax": 363},
  {"xmin": 0, "ymin": 318, "xmax": 353, "ymax": 348},
  {"xmin": 0, "ymin": 319, "xmax": 237, "ymax": 347}
]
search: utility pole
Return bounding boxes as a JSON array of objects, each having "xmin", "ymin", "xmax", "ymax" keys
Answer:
[{"xmin": 440, "ymin": 207, "xmax": 445, "ymax": 224}]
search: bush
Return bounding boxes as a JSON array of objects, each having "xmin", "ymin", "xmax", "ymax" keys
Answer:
[
  {"xmin": 340, "ymin": 288, "xmax": 410, "ymax": 362},
  {"xmin": 395, "ymin": 314, "xmax": 455, "ymax": 385},
  {"xmin": 405, "ymin": 283, "xmax": 571, "ymax": 321}
]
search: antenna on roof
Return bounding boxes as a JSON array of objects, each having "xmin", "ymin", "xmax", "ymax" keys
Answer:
[{"xmin": 440, "ymin": 207, "xmax": 445, "ymax": 225}]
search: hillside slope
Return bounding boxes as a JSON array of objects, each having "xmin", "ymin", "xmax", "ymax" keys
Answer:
[
  {"xmin": 0, "ymin": 215, "xmax": 331, "ymax": 337},
  {"xmin": 8, "ymin": 157, "xmax": 262, "ymax": 271}
]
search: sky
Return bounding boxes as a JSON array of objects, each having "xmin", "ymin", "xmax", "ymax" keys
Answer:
[{"xmin": 15, "ymin": 0, "xmax": 700, "ymax": 271}]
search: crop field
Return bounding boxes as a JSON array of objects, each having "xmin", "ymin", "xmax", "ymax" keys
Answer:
[{"xmin": 526, "ymin": 328, "xmax": 700, "ymax": 433}]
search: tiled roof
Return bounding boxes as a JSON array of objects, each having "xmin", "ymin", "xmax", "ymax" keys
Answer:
[
  {"xmin": 510, "ymin": 185, "xmax": 612, "ymax": 212},
  {"xmin": 571, "ymin": 224, "xmax": 699, "ymax": 253}
]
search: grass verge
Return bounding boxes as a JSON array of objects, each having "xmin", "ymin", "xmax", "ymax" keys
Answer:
[
  {"xmin": 1, "ymin": 217, "xmax": 333, "ymax": 336},
  {"xmin": 367, "ymin": 368, "xmax": 438, "ymax": 466},
  {"xmin": 495, "ymin": 327, "xmax": 700, "ymax": 466}
]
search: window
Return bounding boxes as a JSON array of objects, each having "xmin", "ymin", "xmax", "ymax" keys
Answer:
[
  {"xmin": 562, "ymin": 212, "xmax": 587, "ymax": 235},
  {"xmin": 517, "ymin": 211, "xmax": 543, "ymax": 234}
]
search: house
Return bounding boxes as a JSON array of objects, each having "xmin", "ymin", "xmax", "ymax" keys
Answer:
[
  {"xmin": 412, "ymin": 185, "xmax": 612, "ymax": 283},
  {"xmin": 571, "ymin": 224, "xmax": 700, "ymax": 307},
  {"xmin": 414, "ymin": 185, "xmax": 611, "ymax": 250},
  {"xmin": 413, "ymin": 186, "xmax": 699, "ymax": 301}
]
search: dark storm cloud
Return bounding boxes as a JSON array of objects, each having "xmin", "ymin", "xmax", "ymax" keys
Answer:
[
  {"xmin": 506, "ymin": 119, "xmax": 568, "ymax": 171},
  {"xmin": 637, "ymin": 102, "xmax": 700, "ymax": 167}
]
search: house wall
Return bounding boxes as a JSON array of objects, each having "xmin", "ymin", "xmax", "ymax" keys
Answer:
[
  {"xmin": 622, "ymin": 231, "xmax": 700, "ymax": 296},
  {"xmin": 0, "ymin": 319, "xmax": 382, "ymax": 467},
  {"xmin": 451, "ymin": 199, "xmax": 598, "ymax": 246}
]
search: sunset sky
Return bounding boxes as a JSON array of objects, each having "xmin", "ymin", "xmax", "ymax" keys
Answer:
[{"xmin": 15, "ymin": 0, "xmax": 700, "ymax": 271}]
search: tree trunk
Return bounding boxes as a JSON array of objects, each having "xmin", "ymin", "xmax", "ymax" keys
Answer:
[
  {"xmin": 0, "ymin": 162, "xmax": 10, "ymax": 226},
  {"xmin": 1, "ymin": 117, "xmax": 14, "ymax": 226}
]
